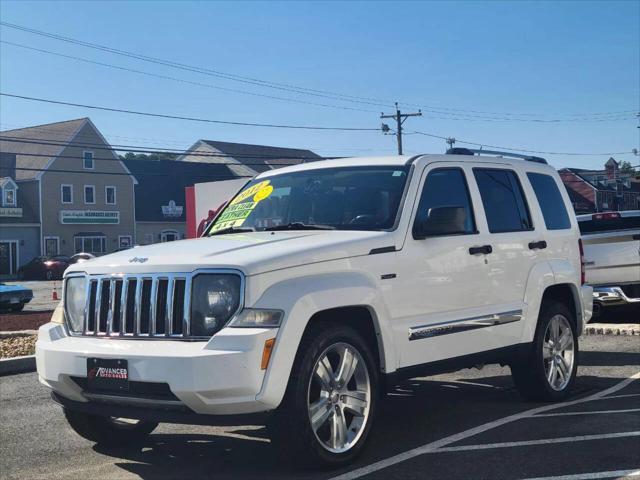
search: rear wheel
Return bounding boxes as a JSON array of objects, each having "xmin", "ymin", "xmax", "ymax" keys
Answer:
[
  {"xmin": 269, "ymin": 324, "xmax": 378, "ymax": 467},
  {"xmin": 511, "ymin": 301, "xmax": 578, "ymax": 401},
  {"xmin": 64, "ymin": 409, "xmax": 158, "ymax": 446}
]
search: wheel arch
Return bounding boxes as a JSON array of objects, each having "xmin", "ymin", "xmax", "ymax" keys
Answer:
[
  {"xmin": 522, "ymin": 261, "xmax": 583, "ymax": 343},
  {"xmin": 252, "ymin": 272, "xmax": 394, "ymax": 410}
]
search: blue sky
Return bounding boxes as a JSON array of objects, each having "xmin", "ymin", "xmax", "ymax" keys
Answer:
[{"xmin": 0, "ymin": 0, "xmax": 638, "ymax": 170}]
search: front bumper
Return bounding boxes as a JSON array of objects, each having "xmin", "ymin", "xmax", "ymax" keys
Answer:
[{"xmin": 36, "ymin": 323, "xmax": 278, "ymax": 415}]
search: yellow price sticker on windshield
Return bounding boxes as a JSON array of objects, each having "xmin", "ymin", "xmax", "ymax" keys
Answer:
[
  {"xmin": 253, "ymin": 185, "xmax": 273, "ymax": 202},
  {"xmin": 230, "ymin": 180, "xmax": 271, "ymax": 205}
]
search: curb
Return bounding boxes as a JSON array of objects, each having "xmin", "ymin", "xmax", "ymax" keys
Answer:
[
  {"xmin": 0, "ymin": 330, "xmax": 38, "ymax": 339},
  {"xmin": 0, "ymin": 355, "xmax": 36, "ymax": 376}
]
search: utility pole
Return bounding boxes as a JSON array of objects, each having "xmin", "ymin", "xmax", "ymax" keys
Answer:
[{"xmin": 380, "ymin": 102, "xmax": 422, "ymax": 155}]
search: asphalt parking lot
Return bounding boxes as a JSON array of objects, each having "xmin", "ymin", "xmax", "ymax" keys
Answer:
[{"xmin": 1, "ymin": 334, "xmax": 638, "ymax": 480}]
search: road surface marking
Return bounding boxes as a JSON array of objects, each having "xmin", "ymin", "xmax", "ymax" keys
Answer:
[
  {"xmin": 534, "ymin": 408, "xmax": 640, "ymax": 417},
  {"xmin": 596, "ymin": 393, "xmax": 640, "ymax": 401},
  {"xmin": 330, "ymin": 372, "xmax": 640, "ymax": 480},
  {"xmin": 431, "ymin": 431, "xmax": 640, "ymax": 453},
  {"xmin": 515, "ymin": 468, "xmax": 640, "ymax": 480}
]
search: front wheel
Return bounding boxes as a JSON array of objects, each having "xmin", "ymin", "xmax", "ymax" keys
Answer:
[
  {"xmin": 511, "ymin": 301, "xmax": 578, "ymax": 401},
  {"xmin": 269, "ymin": 324, "xmax": 378, "ymax": 467},
  {"xmin": 9, "ymin": 303, "xmax": 25, "ymax": 312},
  {"xmin": 64, "ymin": 409, "xmax": 158, "ymax": 446}
]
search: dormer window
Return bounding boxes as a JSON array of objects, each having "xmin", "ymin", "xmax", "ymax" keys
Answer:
[
  {"xmin": 83, "ymin": 151, "xmax": 94, "ymax": 169},
  {"xmin": 0, "ymin": 178, "xmax": 18, "ymax": 207},
  {"xmin": 4, "ymin": 188, "xmax": 15, "ymax": 206}
]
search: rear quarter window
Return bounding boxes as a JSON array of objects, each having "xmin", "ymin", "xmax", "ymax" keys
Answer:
[{"xmin": 526, "ymin": 173, "xmax": 572, "ymax": 230}]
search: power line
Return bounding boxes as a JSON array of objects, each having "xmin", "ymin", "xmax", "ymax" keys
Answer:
[
  {"xmin": 0, "ymin": 136, "xmax": 342, "ymax": 161},
  {"xmin": 5, "ymin": 165, "xmax": 637, "ymax": 180},
  {"xmin": 1, "ymin": 21, "xmax": 636, "ymax": 121},
  {"xmin": 0, "ymin": 40, "xmax": 378, "ymax": 114},
  {"xmin": 6, "ymin": 166, "xmax": 252, "ymax": 178},
  {"xmin": 3, "ymin": 133, "xmax": 634, "ymax": 159},
  {"xmin": 0, "ymin": 93, "xmax": 379, "ymax": 131},
  {"xmin": 0, "ymin": 150, "xmax": 341, "ymax": 166},
  {"xmin": 411, "ymin": 131, "xmax": 635, "ymax": 156}
]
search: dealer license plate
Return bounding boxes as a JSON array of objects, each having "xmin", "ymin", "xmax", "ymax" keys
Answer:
[{"xmin": 87, "ymin": 358, "xmax": 129, "ymax": 392}]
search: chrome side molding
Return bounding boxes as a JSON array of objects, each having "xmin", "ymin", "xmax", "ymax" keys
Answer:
[{"xmin": 408, "ymin": 310, "xmax": 523, "ymax": 341}]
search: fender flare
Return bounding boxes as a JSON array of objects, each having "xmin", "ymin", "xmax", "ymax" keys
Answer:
[
  {"xmin": 521, "ymin": 259, "xmax": 583, "ymax": 343},
  {"xmin": 521, "ymin": 261, "xmax": 556, "ymax": 343},
  {"xmin": 252, "ymin": 271, "xmax": 394, "ymax": 410}
]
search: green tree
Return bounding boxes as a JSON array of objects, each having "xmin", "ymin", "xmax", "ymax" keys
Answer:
[{"xmin": 619, "ymin": 160, "xmax": 637, "ymax": 174}]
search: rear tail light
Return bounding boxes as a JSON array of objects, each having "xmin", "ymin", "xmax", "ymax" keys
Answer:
[
  {"xmin": 592, "ymin": 212, "xmax": 620, "ymax": 221},
  {"xmin": 578, "ymin": 238, "xmax": 586, "ymax": 285}
]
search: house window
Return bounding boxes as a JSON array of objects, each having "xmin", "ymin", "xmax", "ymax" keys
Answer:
[
  {"xmin": 61, "ymin": 185, "xmax": 73, "ymax": 204},
  {"xmin": 84, "ymin": 185, "xmax": 95, "ymax": 204},
  {"xmin": 83, "ymin": 151, "xmax": 94, "ymax": 169},
  {"xmin": 3, "ymin": 187, "xmax": 16, "ymax": 207},
  {"xmin": 74, "ymin": 236, "xmax": 106, "ymax": 255},
  {"xmin": 105, "ymin": 186, "xmax": 116, "ymax": 205}
]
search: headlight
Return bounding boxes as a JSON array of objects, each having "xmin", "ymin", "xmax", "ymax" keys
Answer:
[
  {"xmin": 190, "ymin": 274, "xmax": 241, "ymax": 336},
  {"xmin": 64, "ymin": 276, "xmax": 87, "ymax": 332},
  {"xmin": 228, "ymin": 309, "xmax": 283, "ymax": 328}
]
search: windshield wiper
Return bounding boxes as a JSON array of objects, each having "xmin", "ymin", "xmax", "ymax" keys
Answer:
[
  {"xmin": 263, "ymin": 222, "xmax": 336, "ymax": 231},
  {"xmin": 209, "ymin": 226, "xmax": 255, "ymax": 236}
]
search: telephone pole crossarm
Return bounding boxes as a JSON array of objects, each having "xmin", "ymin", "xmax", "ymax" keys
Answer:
[{"xmin": 380, "ymin": 102, "xmax": 422, "ymax": 155}]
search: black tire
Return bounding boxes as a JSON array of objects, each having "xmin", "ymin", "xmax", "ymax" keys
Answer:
[
  {"xmin": 9, "ymin": 303, "xmax": 25, "ymax": 312},
  {"xmin": 511, "ymin": 300, "xmax": 579, "ymax": 402},
  {"xmin": 269, "ymin": 323, "xmax": 379, "ymax": 468},
  {"xmin": 64, "ymin": 409, "xmax": 158, "ymax": 446}
]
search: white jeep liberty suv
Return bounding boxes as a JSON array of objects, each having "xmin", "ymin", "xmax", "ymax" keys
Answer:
[{"xmin": 37, "ymin": 149, "xmax": 593, "ymax": 466}]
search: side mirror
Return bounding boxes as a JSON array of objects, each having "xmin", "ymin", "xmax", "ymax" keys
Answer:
[{"xmin": 414, "ymin": 206, "xmax": 467, "ymax": 239}]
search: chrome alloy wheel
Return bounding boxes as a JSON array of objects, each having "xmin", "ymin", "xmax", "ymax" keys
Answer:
[
  {"xmin": 543, "ymin": 314, "xmax": 575, "ymax": 391},
  {"xmin": 307, "ymin": 342, "xmax": 371, "ymax": 454}
]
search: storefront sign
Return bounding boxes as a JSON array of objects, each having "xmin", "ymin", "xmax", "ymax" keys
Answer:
[
  {"xmin": 60, "ymin": 210, "xmax": 120, "ymax": 224},
  {"xmin": 0, "ymin": 207, "xmax": 22, "ymax": 217},
  {"xmin": 161, "ymin": 200, "xmax": 183, "ymax": 218}
]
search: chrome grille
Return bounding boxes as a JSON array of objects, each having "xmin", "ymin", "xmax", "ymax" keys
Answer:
[{"xmin": 82, "ymin": 274, "xmax": 191, "ymax": 338}]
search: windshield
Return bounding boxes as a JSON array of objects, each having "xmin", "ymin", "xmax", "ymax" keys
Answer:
[{"xmin": 207, "ymin": 166, "xmax": 410, "ymax": 234}]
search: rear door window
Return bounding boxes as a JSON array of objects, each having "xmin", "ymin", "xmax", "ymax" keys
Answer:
[
  {"xmin": 526, "ymin": 173, "xmax": 572, "ymax": 230},
  {"xmin": 474, "ymin": 168, "xmax": 533, "ymax": 233}
]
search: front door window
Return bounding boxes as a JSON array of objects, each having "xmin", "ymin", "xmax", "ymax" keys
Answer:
[
  {"xmin": 44, "ymin": 237, "xmax": 59, "ymax": 256},
  {"xmin": 0, "ymin": 242, "xmax": 18, "ymax": 275}
]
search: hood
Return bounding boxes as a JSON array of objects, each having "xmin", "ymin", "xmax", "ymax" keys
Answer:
[{"xmin": 67, "ymin": 230, "xmax": 394, "ymax": 276}]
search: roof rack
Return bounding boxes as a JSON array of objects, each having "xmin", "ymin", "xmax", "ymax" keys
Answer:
[{"xmin": 446, "ymin": 147, "xmax": 547, "ymax": 164}]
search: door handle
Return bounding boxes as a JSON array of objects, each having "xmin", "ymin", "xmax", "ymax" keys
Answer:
[
  {"xmin": 528, "ymin": 240, "xmax": 547, "ymax": 250},
  {"xmin": 469, "ymin": 245, "xmax": 493, "ymax": 255}
]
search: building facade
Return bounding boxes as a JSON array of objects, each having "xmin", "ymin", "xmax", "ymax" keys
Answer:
[
  {"xmin": 0, "ymin": 152, "xmax": 41, "ymax": 276},
  {"xmin": 0, "ymin": 118, "xmax": 137, "ymax": 259},
  {"xmin": 123, "ymin": 158, "xmax": 235, "ymax": 245},
  {"xmin": 559, "ymin": 158, "xmax": 640, "ymax": 213}
]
